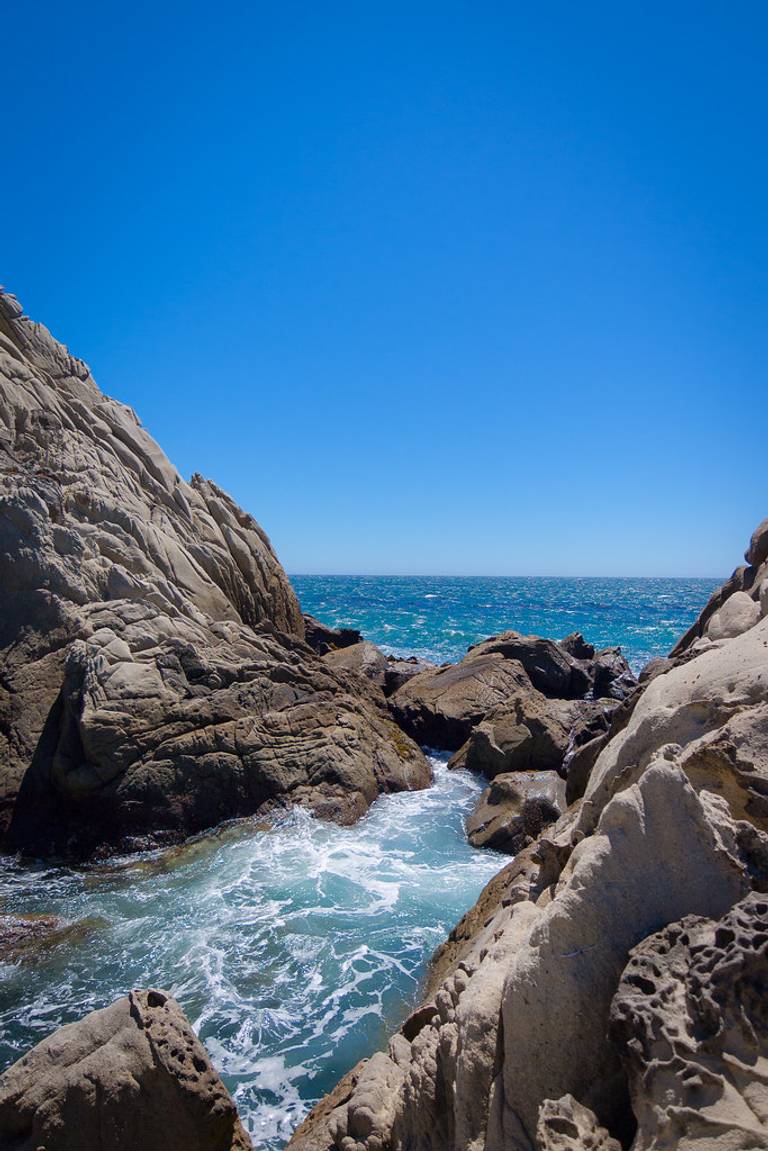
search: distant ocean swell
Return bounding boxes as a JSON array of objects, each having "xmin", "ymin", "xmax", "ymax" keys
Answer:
[{"xmin": 291, "ymin": 574, "xmax": 721, "ymax": 673}]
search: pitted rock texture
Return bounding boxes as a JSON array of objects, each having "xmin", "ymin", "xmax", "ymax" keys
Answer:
[
  {"xmin": 535, "ymin": 1096, "xmax": 621, "ymax": 1151},
  {"xmin": 611, "ymin": 893, "xmax": 768, "ymax": 1150},
  {"xmin": 288, "ymin": 518, "xmax": 768, "ymax": 1151},
  {"xmin": 0, "ymin": 988, "xmax": 252, "ymax": 1150},
  {"xmin": 0, "ymin": 291, "xmax": 429, "ymax": 854},
  {"xmin": 389, "ymin": 630, "xmax": 634, "ymax": 753}
]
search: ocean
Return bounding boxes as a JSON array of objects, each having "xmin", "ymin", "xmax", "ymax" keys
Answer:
[
  {"xmin": 0, "ymin": 574, "xmax": 719, "ymax": 1145},
  {"xmin": 291, "ymin": 575, "xmax": 721, "ymax": 674}
]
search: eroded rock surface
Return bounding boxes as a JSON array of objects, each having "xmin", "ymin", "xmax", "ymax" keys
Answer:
[
  {"xmin": 611, "ymin": 892, "xmax": 768, "ymax": 1150},
  {"xmin": 0, "ymin": 988, "xmax": 252, "ymax": 1150},
  {"xmin": 289, "ymin": 518, "xmax": 768, "ymax": 1151},
  {"xmin": 0, "ymin": 291, "xmax": 429, "ymax": 854},
  {"xmin": 389, "ymin": 631, "xmax": 634, "ymax": 753}
]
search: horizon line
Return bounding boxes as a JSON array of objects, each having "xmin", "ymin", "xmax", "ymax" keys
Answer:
[{"xmin": 288, "ymin": 571, "xmax": 726, "ymax": 581}]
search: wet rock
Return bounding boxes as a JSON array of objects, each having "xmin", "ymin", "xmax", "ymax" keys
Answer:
[
  {"xmin": 0, "ymin": 988, "xmax": 252, "ymax": 1150},
  {"xmin": 0, "ymin": 913, "xmax": 102, "ymax": 962}
]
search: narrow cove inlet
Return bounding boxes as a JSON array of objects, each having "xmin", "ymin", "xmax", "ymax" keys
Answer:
[{"xmin": 0, "ymin": 757, "xmax": 502, "ymax": 1148}]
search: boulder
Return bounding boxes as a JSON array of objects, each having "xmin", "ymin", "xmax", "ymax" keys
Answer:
[
  {"xmin": 303, "ymin": 615, "xmax": 362, "ymax": 655},
  {"xmin": 746, "ymin": 516, "xmax": 768, "ymax": 568},
  {"xmin": 323, "ymin": 640, "xmax": 389, "ymax": 689},
  {"xmin": 670, "ymin": 515, "xmax": 768, "ymax": 658},
  {"xmin": 382, "ymin": 655, "xmax": 436, "ymax": 697},
  {"xmin": 448, "ymin": 693, "xmax": 575, "ymax": 776},
  {"xmin": 707, "ymin": 589, "xmax": 761, "ymax": 640},
  {"xmin": 466, "ymin": 770, "xmax": 566, "ymax": 854},
  {"xmin": 389, "ymin": 631, "xmax": 635, "ymax": 752},
  {"xmin": 610, "ymin": 892, "xmax": 768, "ymax": 1150},
  {"xmin": 0, "ymin": 988, "xmax": 251, "ymax": 1150},
  {"xmin": 0, "ymin": 290, "xmax": 429, "ymax": 856}
]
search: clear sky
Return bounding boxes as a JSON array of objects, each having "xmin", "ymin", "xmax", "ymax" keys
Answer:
[{"xmin": 4, "ymin": 2, "xmax": 766, "ymax": 576}]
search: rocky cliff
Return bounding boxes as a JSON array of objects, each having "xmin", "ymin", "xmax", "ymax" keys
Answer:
[
  {"xmin": 289, "ymin": 519, "xmax": 768, "ymax": 1151},
  {"xmin": 0, "ymin": 291, "xmax": 429, "ymax": 855}
]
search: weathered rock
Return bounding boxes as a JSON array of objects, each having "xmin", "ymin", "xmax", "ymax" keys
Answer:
[
  {"xmin": 670, "ymin": 517, "xmax": 768, "ymax": 658},
  {"xmin": 578, "ymin": 614, "xmax": 768, "ymax": 840},
  {"xmin": 323, "ymin": 640, "xmax": 390, "ymax": 689},
  {"xmin": 707, "ymin": 589, "xmax": 761, "ymax": 640},
  {"xmin": 289, "ymin": 518, "xmax": 768, "ymax": 1151},
  {"xmin": 466, "ymin": 770, "xmax": 566, "ymax": 854},
  {"xmin": 0, "ymin": 291, "xmax": 429, "ymax": 855},
  {"xmin": 383, "ymin": 655, "xmax": 436, "ymax": 698},
  {"xmin": 746, "ymin": 517, "xmax": 768, "ymax": 569},
  {"xmin": 304, "ymin": 615, "xmax": 363, "ymax": 655},
  {"xmin": 448, "ymin": 693, "xmax": 574, "ymax": 776},
  {"xmin": 610, "ymin": 892, "xmax": 768, "ymax": 1150},
  {"xmin": 536, "ymin": 1095, "xmax": 621, "ymax": 1151},
  {"xmin": 389, "ymin": 631, "xmax": 634, "ymax": 752},
  {"xmin": 0, "ymin": 988, "xmax": 251, "ymax": 1150}
]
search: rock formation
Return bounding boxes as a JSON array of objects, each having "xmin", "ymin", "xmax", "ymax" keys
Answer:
[
  {"xmin": 389, "ymin": 630, "xmax": 634, "ymax": 752},
  {"xmin": 0, "ymin": 988, "xmax": 252, "ymax": 1150},
  {"xmin": 289, "ymin": 518, "xmax": 768, "ymax": 1151},
  {"xmin": 0, "ymin": 291, "xmax": 429, "ymax": 856},
  {"xmin": 465, "ymin": 770, "xmax": 566, "ymax": 853}
]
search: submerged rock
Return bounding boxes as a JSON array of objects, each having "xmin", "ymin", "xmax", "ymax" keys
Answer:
[
  {"xmin": 0, "ymin": 988, "xmax": 252, "ymax": 1150},
  {"xmin": 0, "ymin": 291, "xmax": 429, "ymax": 857}
]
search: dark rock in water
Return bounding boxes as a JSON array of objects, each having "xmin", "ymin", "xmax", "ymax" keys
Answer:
[
  {"xmin": 610, "ymin": 892, "xmax": 768, "ymax": 1150},
  {"xmin": 303, "ymin": 614, "xmax": 362, "ymax": 655},
  {"xmin": 0, "ymin": 290, "xmax": 429, "ymax": 857},
  {"xmin": 0, "ymin": 913, "xmax": 103, "ymax": 962},
  {"xmin": 560, "ymin": 631, "xmax": 595, "ymax": 661},
  {"xmin": 466, "ymin": 770, "xmax": 566, "ymax": 854},
  {"xmin": 389, "ymin": 630, "xmax": 636, "ymax": 753},
  {"xmin": 0, "ymin": 988, "xmax": 252, "ymax": 1149}
]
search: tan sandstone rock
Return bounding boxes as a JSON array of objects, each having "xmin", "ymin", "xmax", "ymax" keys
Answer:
[
  {"xmin": 0, "ymin": 988, "xmax": 252, "ymax": 1150},
  {"xmin": 0, "ymin": 290, "xmax": 429, "ymax": 855}
]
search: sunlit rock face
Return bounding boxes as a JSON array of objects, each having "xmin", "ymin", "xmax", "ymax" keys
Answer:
[
  {"xmin": 290, "ymin": 520, "xmax": 768, "ymax": 1151},
  {"xmin": 0, "ymin": 290, "xmax": 429, "ymax": 856}
]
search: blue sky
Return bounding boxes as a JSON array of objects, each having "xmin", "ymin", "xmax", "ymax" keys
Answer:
[{"xmin": 4, "ymin": 2, "xmax": 766, "ymax": 575}]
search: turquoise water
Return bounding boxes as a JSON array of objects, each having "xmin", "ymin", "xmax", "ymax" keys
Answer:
[
  {"xmin": 0, "ymin": 760, "xmax": 501, "ymax": 1147},
  {"xmin": 292, "ymin": 575, "xmax": 721, "ymax": 673},
  {"xmin": 0, "ymin": 575, "xmax": 718, "ymax": 1145}
]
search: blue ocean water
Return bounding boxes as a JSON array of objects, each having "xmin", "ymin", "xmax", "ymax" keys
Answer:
[
  {"xmin": 291, "ymin": 575, "xmax": 721, "ymax": 673},
  {"xmin": 0, "ymin": 760, "xmax": 500, "ymax": 1148},
  {"xmin": 0, "ymin": 575, "xmax": 720, "ymax": 1146}
]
